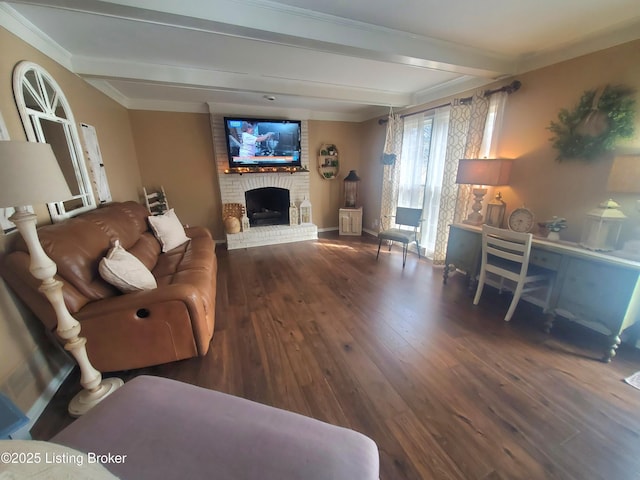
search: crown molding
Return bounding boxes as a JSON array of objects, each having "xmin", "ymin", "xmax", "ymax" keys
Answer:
[
  {"xmin": 0, "ymin": 3, "xmax": 72, "ymax": 69},
  {"xmin": 410, "ymin": 76, "xmax": 498, "ymax": 107},
  {"xmin": 126, "ymin": 98, "xmax": 209, "ymax": 114},
  {"xmin": 206, "ymin": 101, "xmax": 370, "ymax": 122},
  {"xmin": 83, "ymin": 78, "xmax": 131, "ymax": 108},
  {"xmin": 516, "ymin": 18, "xmax": 640, "ymax": 74}
]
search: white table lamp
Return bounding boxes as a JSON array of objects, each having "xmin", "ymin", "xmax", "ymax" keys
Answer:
[
  {"xmin": 456, "ymin": 158, "xmax": 513, "ymax": 226},
  {"xmin": 0, "ymin": 140, "xmax": 122, "ymax": 417}
]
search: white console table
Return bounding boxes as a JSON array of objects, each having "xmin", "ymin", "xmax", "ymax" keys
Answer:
[{"xmin": 443, "ymin": 223, "xmax": 640, "ymax": 362}]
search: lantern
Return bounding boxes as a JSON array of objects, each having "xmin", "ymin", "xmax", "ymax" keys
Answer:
[
  {"xmin": 485, "ymin": 192, "xmax": 507, "ymax": 228},
  {"xmin": 300, "ymin": 197, "xmax": 312, "ymax": 224},
  {"xmin": 343, "ymin": 170, "xmax": 361, "ymax": 208},
  {"xmin": 289, "ymin": 202, "xmax": 299, "ymax": 226},
  {"xmin": 580, "ymin": 199, "xmax": 626, "ymax": 251}
]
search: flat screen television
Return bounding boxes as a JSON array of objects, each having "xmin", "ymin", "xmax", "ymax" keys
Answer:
[{"xmin": 223, "ymin": 117, "xmax": 302, "ymax": 169}]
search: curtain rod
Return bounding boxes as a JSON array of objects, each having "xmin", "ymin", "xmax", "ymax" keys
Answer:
[{"xmin": 378, "ymin": 80, "xmax": 521, "ymax": 125}]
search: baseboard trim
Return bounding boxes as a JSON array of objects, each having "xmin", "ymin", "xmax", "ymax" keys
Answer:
[{"xmin": 25, "ymin": 362, "xmax": 75, "ymax": 432}]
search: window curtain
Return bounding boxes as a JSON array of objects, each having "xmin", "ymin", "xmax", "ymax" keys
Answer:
[
  {"xmin": 421, "ymin": 106, "xmax": 450, "ymax": 258},
  {"xmin": 431, "ymin": 93, "xmax": 490, "ymax": 264},
  {"xmin": 379, "ymin": 110, "xmax": 402, "ymax": 230},
  {"xmin": 479, "ymin": 91, "xmax": 508, "ymax": 158},
  {"xmin": 397, "ymin": 114, "xmax": 430, "ymax": 209}
]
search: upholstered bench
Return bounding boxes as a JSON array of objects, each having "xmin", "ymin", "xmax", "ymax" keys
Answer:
[{"xmin": 51, "ymin": 376, "xmax": 379, "ymax": 479}]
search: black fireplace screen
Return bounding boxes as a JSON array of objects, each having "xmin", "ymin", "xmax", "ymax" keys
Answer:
[{"xmin": 245, "ymin": 187, "xmax": 290, "ymax": 226}]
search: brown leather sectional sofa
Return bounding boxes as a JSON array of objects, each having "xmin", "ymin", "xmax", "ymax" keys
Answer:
[{"xmin": 1, "ymin": 201, "xmax": 217, "ymax": 372}]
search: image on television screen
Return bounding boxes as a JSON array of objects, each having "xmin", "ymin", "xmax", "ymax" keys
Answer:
[{"xmin": 224, "ymin": 118, "xmax": 301, "ymax": 167}]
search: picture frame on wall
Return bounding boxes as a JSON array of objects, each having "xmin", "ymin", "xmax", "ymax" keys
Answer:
[{"xmin": 0, "ymin": 110, "xmax": 29, "ymax": 234}]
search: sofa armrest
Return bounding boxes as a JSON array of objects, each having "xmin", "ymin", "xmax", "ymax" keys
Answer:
[{"xmin": 74, "ymin": 284, "xmax": 215, "ymax": 371}]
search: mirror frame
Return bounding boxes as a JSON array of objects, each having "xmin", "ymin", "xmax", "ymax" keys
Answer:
[{"xmin": 13, "ymin": 61, "xmax": 96, "ymax": 222}]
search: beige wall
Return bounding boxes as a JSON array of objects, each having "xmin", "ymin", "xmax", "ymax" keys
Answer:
[
  {"xmin": 307, "ymin": 121, "xmax": 362, "ymax": 229},
  {"xmin": 0, "ymin": 27, "xmax": 141, "ymax": 412},
  {"xmin": 129, "ymin": 111, "xmax": 223, "ymax": 239},
  {"xmin": 359, "ymin": 39, "xmax": 640, "ymax": 244},
  {"xmin": 498, "ymin": 40, "xmax": 640, "ymax": 243},
  {"xmin": 358, "ymin": 118, "xmax": 387, "ymax": 232}
]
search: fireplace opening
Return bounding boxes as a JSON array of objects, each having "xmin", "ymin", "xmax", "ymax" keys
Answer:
[{"xmin": 245, "ymin": 187, "xmax": 290, "ymax": 226}]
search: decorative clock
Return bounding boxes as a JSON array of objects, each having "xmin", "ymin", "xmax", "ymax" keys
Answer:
[{"xmin": 508, "ymin": 207, "xmax": 535, "ymax": 233}]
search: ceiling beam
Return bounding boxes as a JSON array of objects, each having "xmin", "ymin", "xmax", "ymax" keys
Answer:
[
  {"xmin": 10, "ymin": 0, "xmax": 515, "ymax": 78},
  {"xmin": 73, "ymin": 56, "xmax": 414, "ymax": 107}
]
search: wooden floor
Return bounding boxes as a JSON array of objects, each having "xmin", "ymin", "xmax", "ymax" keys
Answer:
[{"xmin": 33, "ymin": 232, "xmax": 640, "ymax": 480}]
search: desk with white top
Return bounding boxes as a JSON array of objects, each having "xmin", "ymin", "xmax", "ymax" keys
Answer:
[{"xmin": 443, "ymin": 223, "xmax": 640, "ymax": 362}]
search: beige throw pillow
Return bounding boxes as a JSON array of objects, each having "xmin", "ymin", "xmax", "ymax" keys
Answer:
[
  {"xmin": 99, "ymin": 240, "xmax": 157, "ymax": 293},
  {"xmin": 148, "ymin": 209, "xmax": 190, "ymax": 252}
]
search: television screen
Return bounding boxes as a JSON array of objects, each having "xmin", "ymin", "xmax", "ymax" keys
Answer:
[{"xmin": 224, "ymin": 117, "xmax": 302, "ymax": 168}]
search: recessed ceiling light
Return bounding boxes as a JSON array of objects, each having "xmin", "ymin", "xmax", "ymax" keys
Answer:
[{"xmin": 264, "ymin": 95, "xmax": 276, "ymax": 101}]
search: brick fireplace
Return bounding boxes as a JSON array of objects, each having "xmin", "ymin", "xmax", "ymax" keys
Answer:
[{"xmin": 210, "ymin": 113, "xmax": 318, "ymax": 250}]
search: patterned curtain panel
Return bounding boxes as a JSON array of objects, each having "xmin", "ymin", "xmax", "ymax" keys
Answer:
[
  {"xmin": 431, "ymin": 93, "xmax": 490, "ymax": 264},
  {"xmin": 379, "ymin": 111, "xmax": 403, "ymax": 230}
]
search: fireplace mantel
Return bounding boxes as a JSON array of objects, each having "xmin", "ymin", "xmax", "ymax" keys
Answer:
[{"xmin": 224, "ymin": 166, "xmax": 309, "ymax": 175}]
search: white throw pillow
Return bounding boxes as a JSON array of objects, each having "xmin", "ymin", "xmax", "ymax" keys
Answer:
[
  {"xmin": 99, "ymin": 240, "xmax": 157, "ymax": 293},
  {"xmin": 148, "ymin": 208, "xmax": 190, "ymax": 252}
]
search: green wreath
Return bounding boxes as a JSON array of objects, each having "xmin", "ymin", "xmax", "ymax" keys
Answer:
[{"xmin": 548, "ymin": 85, "xmax": 635, "ymax": 162}]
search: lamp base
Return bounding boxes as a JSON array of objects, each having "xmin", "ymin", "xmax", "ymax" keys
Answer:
[
  {"xmin": 463, "ymin": 187, "xmax": 487, "ymax": 225},
  {"xmin": 69, "ymin": 377, "xmax": 124, "ymax": 417}
]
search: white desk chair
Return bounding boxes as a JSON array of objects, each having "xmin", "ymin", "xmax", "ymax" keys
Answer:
[{"xmin": 473, "ymin": 225, "xmax": 554, "ymax": 322}]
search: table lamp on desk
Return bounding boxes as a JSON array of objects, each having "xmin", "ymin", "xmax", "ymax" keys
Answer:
[{"xmin": 456, "ymin": 158, "xmax": 513, "ymax": 227}]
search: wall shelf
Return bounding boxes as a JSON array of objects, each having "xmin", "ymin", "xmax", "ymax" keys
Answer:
[{"xmin": 317, "ymin": 143, "xmax": 339, "ymax": 180}]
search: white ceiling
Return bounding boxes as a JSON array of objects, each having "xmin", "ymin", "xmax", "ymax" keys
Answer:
[{"xmin": 2, "ymin": 0, "xmax": 640, "ymax": 121}]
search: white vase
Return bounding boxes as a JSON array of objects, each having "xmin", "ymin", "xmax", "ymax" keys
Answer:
[{"xmin": 547, "ymin": 231, "xmax": 560, "ymax": 241}]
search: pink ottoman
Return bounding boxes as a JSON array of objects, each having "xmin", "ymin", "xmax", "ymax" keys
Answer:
[{"xmin": 52, "ymin": 376, "xmax": 379, "ymax": 479}]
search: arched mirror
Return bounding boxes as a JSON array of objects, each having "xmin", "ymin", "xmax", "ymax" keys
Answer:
[{"xmin": 13, "ymin": 61, "xmax": 96, "ymax": 221}]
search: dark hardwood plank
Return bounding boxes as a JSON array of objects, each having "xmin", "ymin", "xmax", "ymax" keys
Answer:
[{"xmin": 31, "ymin": 232, "xmax": 640, "ymax": 480}]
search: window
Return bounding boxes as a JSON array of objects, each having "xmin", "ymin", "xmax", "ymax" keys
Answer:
[
  {"xmin": 397, "ymin": 114, "xmax": 433, "ymax": 209},
  {"xmin": 397, "ymin": 107, "xmax": 450, "ymax": 258},
  {"xmin": 13, "ymin": 61, "xmax": 96, "ymax": 221}
]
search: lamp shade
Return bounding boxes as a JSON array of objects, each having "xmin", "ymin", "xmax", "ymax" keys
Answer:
[
  {"xmin": 606, "ymin": 155, "xmax": 640, "ymax": 193},
  {"xmin": 456, "ymin": 158, "xmax": 513, "ymax": 186},
  {"xmin": 0, "ymin": 141, "xmax": 72, "ymax": 208}
]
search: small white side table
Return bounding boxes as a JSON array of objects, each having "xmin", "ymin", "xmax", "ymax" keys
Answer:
[{"xmin": 339, "ymin": 207, "xmax": 363, "ymax": 236}]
